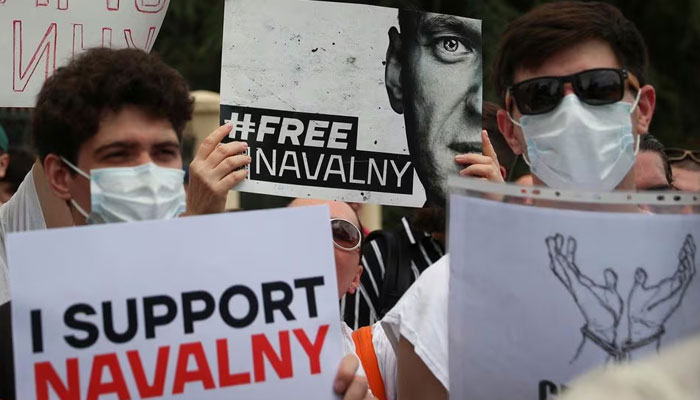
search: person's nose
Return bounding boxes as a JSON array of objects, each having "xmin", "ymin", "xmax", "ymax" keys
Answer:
[
  {"xmin": 563, "ymin": 82, "xmax": 575, "ymax": 96},
  {"xmin": 134, "ymin": 152, "xmax": 155, "ymax": 166}
]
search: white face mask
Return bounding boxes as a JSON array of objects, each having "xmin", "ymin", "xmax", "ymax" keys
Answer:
[
  {"xmin": 61, "ymin": 158, "xmax": 186, "ymax": 224},
  {"xmin": 509, "ymin": 93, "xmax": 641, "ymax": 191}
]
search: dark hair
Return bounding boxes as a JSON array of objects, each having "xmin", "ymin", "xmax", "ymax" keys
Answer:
[
  {"xmin": 640, "ymin": 134, "xmax": 673, "ymax": 186},
  {"xmin": 33, "ymin": 48, "xmax": 193, "ymax": 163},
  {"xmin": 493, "ymin": 1, "xmax": 649, "ymax": 103},
  {"xmin": 0, "ymin": 147, "xmax": 35, "ymax": 194}
]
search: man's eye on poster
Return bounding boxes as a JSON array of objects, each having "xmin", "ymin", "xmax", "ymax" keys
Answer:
[{"xmin": 220, "ymin": 0, "xmax": 483, "ymax": 207}]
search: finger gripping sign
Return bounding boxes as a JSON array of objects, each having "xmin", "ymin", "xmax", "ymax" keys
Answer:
[
  {"xmin": 0, "ymin": 0, "xmax": 169, "ymax": 107},
  {"xmin": 447, "ymin": 179, "xmax": 700, "ymax": 399},
  {"xmin": 8, "ymin": 206, "xmax": 342, "ymax": 399}
]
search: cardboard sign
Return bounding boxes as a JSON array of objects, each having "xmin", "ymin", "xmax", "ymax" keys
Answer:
[
  {"xmin": 8, "ymin": 206, "xmax": 342, "ymax": 399},
  {"xmin": 448, "ymin": 188, "xmax": 700, "ymax": 399},
  {"xmin": 221, "ymin": 0, "xmax": 482, "ymax": 207},
  {"xmin": 0, "ymin": 0, "xmax": 169, "ymax": 107}
]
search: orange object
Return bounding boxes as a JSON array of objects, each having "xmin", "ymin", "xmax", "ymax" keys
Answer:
[{"xmin": 351, "ymin": 326, "xmax": 387, "ymax": 400}]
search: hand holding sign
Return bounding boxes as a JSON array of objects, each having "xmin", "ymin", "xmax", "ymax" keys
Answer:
[
  {"xmin": 186, "ymin": 124, "xmax": 251, "ymax": 215},
  {"xmin": 456, "ymin": 130, "xmax": 505, "ymax": 183},
  {"xmin": 626, "ymin": 234, "xmax": 696, "ymax": 349},
  {"xmin": 546, "ymin": 234, "xmax": 623, "ymax": 359}
]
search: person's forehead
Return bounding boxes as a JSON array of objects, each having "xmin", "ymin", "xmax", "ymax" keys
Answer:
[
  {"xmin": 635, "ymin": 151, "xmax": 667, "ymax": 187},
  {"xmin": 410, "ymin": 12, "xmax": 480, "ymax": 37},
  {"xmin": 513, "ymin": 39, "xmax": 621, "ymax": 84},
  {"xmin": 91, "ymin": 106, "xmax": 178, "ymax": 147}
]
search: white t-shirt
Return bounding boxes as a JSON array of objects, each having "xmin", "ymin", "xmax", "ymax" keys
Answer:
[
  {"xmin": 382, "ymin": 255, "xmax": 449, "ymax": 390},
  {"xmin": 0, "ymin": 168, "xmax": 47, "ymax": 304}
]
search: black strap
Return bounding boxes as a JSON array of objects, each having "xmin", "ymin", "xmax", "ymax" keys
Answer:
[{"xmin": 369, "ymin": 228, "xmax": 413, "ymax": 318}]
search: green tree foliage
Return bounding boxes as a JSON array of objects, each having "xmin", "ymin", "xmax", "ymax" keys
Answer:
[{"xmin": 154, "ymin": 0, "xmax": 698, "ymax": 147}]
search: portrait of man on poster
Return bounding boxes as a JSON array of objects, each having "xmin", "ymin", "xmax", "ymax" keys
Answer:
[{"xmin": 385, "ymin": 9, "xmax": 483, "ymax": 206}]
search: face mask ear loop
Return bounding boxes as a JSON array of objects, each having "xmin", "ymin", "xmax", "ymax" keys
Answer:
[
  {"xmin": 507, "ymin": 111, "xmax": 522, "ymax": 128},
  {"xmin": 60, "ymin": 156, "xmax": 91, "ymax": 180},
  {"xmin": 69, "ymin": 199, "xmax": 89, "ymax": 224},
  {"xmin": 629, "ymin": 89, "xmax": 642, "ymax": 115}
]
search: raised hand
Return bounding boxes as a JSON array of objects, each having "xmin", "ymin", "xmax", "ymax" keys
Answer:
[
  {"xmin": 184, "ymin": 124, "xmax": 251, "ymax": 215},
  {"xmin": 627, "ymin": 234, "xmax": 696, "ymax": 344},
  {"xmin": 546, "ymin": 234, "xmax": 623, "ymax": 346}
]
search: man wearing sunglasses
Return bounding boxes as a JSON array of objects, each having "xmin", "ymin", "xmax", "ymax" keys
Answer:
[
  {"xmin": 385, "ymin": 3, "xmax": 659, "ymax": 399},
  {"xmin": 494, "ymin": 4, "xmax": 656, "ymax": 193},
  {"xmin": 665, "ymin": 148, "xmax": 700, "ymax": 192}
]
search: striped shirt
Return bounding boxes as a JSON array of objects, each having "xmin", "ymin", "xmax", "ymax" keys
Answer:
[{"xmin": 341, "ymin": 217, "xmax": 445, "ymax": 329}]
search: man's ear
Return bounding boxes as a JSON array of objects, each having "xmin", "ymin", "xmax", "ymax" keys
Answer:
[
  {"xmin": 497, "ymin": 108, "xmax": 523, "ymax": 155},
  {"xmin": 633, "ymin": 84, "xmax": 656, "ymax": 134},
  {"xmin": 0, "ymin": 153, "xmax": 9, "ymax": 179},
  {"xmin": 385, "ymin": 26, "xmax": 404, "ymax": 114},
  {"xmin": 43, "ymin": 154, "xmax": 73, "ymax": 200}
]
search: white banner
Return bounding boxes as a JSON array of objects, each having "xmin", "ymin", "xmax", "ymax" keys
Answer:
[
  {"xmin": 8, "ymin": 206, "xmax": 342, "ymax": 399},
  {"xmin": 221, "ymin": 0, "xmax": 482, "ymax": 207},
  {"xmin": 448, "ymin": 186, "xmax": 700, "ymax": 399},
  {"xmin": 0, "ymin": 0, "xmax": 169, "ymax": 107}
]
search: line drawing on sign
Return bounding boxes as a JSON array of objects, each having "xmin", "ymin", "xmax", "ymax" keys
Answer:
[{"xmin": 545, "ymin": 233, "xmax": 695, "ymax": 363}]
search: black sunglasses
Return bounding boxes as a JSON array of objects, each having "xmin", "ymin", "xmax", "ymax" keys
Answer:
[
  {"xmin": 664, "ymin": 148, "xmax": 700, "ymax": 164},
  {"xmin": 507, "ymin": 68, "xmax": 640, "ymax": 116},
  {"xmin": 331, "ymin": 218, "xmax": 361, "ymax": 251}
]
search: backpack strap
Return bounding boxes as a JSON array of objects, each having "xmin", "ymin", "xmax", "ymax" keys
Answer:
[
  {"xmin": 351, "ymin": 326, "xmax": 387, "ymax": 400},
  {"xmin": 378, "ymin": 228, "xmax": 412, "ymax": 317}
]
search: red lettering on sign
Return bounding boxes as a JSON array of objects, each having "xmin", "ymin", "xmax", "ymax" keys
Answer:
[
  {"xmin": 123, "ymin": 27, "xmax": 156, "ymax": 51},
  {"xmin": 13, "ymin": 21, "xmax": 57, "ymax": 93},
  {"xmin": 71, "ymin": 24, "xmax": 84, "ymax": 59},
  {"xmin": 106, "ymin": 0, "xmax": 119, "ymax": 10},
  {"xmin": 86, "ymin": 353, "xmax": 130, "ymax": 400},
  {"xmin": 252, "ymin": 331, "xmax": 293, "ymax": 382},
  {"xmin": 36, "ymin": 0, "xmax": 68, "ymax": 10},
  {"xmin": 216, "ymin": 339, "xmax": 252, "ymax": 387},
  {"xmin": 35, "ymin": 359, "xmax": 80, "ymax": 400},
  {"xmin": 127, "ymin": 346, "xmax": 170, "ymax": 398},
  {"xmin": 102, "ymin": 28, "xmax": 113, "ymax": 48},
  {"xmin": 134, "ymin": 0, "xmax": 166, "ymax": 13},
  {"xmin": 172, "ymin": 342, "xmax": 216, "ymax": 394},
  {"xmin": 294, "ymin": 324, "xmax": 329, "ymax": 374}
]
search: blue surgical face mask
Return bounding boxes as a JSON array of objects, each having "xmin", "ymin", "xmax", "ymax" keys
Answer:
[
  {"xmin": 61, "ymin": 158, "xmax": 186, "ymax": 224},
  {"xmin": 509, "ymin": 93, "xmax": 641, "ymax": 191}
]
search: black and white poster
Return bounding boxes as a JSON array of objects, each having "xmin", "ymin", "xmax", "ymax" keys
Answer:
[
  {"xmin": 221, "ymin": 0, "xmax": 482, "ymax": 206},
  {"xmin": 447, "ymin": 180, "xmax": 700, "ymax": 399}
]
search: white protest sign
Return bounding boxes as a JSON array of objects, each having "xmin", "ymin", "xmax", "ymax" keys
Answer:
[
  {"xmin": 448, "ymin": 182, "xmax": 700, "ymax": 399},
  {"xmin": 9, "ymin": 206, "xmax": 342, "ymax": 399},
  {"xmin": 0, "ymin": 0, "xmax": 169, "ymax": 107},
  {"xmin": 221, "ymin": 0, "xmax": 482, "ymax": 207}
]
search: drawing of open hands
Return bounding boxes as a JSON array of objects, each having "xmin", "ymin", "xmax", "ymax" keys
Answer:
[
  {"xmin": 626, "ymin": 234, "xmax": 696, "ymax": 346},
  {"xmin": 546, "ymin": 234, "xmax": 623, "ymax": 346}
]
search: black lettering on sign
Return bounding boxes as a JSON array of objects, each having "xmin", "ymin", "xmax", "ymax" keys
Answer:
[
  {"xmin": 220, "ymin": 105, "xmax": 414, "ymax": 194},
  {"xmin": 143, "ymin": 295, "xmax": 177, "ymax": 339},
  {"xmin": 63, "ymin": 303, "xmax": 99, "ymax": 349}
]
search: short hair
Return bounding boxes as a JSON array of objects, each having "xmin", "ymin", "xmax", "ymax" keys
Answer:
[
  {"xmin": 33, "ymin": 48, "xmax": 193, "ymax": 163},
  {"xmin": 493, "ymin": 1, "xmax": 649, "ymax": 103},
  {"xmin": 640, "ymin": 134, "xmax": 673, "ymax": 186},
  {"xmin": 0, "ymin": 147, "xmax": 35, "ymax": 194}
]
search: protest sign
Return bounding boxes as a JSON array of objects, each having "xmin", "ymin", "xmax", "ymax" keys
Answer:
[
  {"xmin": 221, "ymin": 0, "xmax": 482, "ymax": 207},
  {"xmin": 0, "ymin": 0, "xmax": 169, "ymax": 107},
  {"xmin": 8, "ymin": 206, "xmax": 342, "ymax": 399},
  {"xmin": 447, "ymin": 178, "xmax": 700, "ymax": 399}
]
